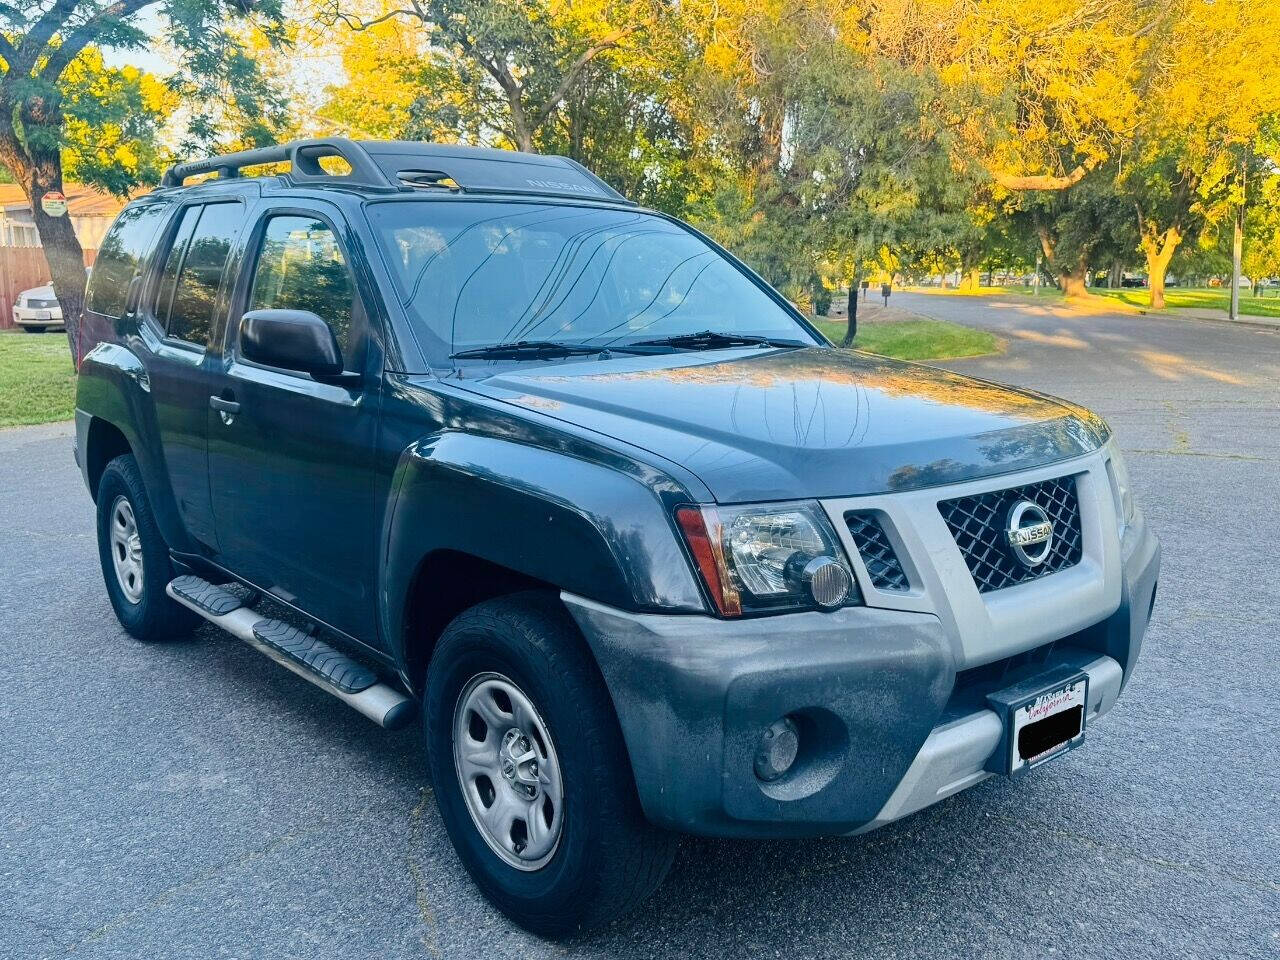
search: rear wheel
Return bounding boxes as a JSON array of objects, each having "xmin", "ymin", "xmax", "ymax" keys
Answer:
[
  {"xmin": 96, "ymin": 454, "xmax": 199, "ymax": 642},
  {"xmin": 425, "ymin": 592, "xmax": 675, "ymax": 936}
]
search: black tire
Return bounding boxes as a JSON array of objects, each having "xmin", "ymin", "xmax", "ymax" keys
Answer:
[
  {"xmin": 425, "ymin": 592, "xmax": 676, "ymax": 937},
  {"xmin": 21, "ymin": 325, "xmax": 43, "ymax": 333},
  {"xmin": 96, "ymin": 454, "xmax": 199, "ymax": 642}
]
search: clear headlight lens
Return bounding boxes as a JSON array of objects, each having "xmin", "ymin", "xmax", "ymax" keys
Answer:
[
  {"xmin": 676, "ymin": 501, "xmax": 858, "ymax": 616},
  {"xmin": 1107, "ymin": 440, "xmax": 1136, "ymax": 531}
]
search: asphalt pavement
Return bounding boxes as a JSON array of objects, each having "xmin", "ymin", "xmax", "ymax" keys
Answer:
[{"xmin": 2, "ymin": 293, "xmax": 1278, "ymax": 959}]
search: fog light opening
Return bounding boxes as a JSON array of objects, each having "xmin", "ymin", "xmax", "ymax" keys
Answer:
[{"xmin": 754, "ymin": 717, "xmax": 801, "ymax": 782}]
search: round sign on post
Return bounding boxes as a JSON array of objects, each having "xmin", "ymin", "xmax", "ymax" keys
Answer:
[{"xmin": 40, "ymin": 191, "xmax": 68, "ymax": 218}]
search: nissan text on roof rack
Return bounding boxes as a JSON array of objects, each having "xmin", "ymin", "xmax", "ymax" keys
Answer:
[{"xmin": 73, "ymin": 138, "xmax": 1159, "ymax": 936}]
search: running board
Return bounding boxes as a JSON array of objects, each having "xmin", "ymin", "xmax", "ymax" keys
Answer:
[{"xmin": 167, "ymin": 576, "xmax": 414, "ymax": 729}]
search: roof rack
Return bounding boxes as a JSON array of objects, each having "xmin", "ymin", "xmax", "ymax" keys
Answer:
[
  {"xmin": 161, "ymin": 138, "xmax": 394, "ymax": 190},
  {"xmin": 160, "ymin": 138, "xmax": 634, "ymax": 204}
]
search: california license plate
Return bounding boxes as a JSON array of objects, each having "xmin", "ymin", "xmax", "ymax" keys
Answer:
[{"xmin": 986, "ymin": 669, "xmax": 1089, "ymax": 776}]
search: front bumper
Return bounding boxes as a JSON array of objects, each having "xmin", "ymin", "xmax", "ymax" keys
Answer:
[{"xmin": 564, "ymin": 504, "xmax": 1159, "ymax": 838}]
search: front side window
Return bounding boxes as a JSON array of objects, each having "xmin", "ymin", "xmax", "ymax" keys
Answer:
[
  {"xmin": 366, "ymin": 200, "xmax": 817, "ymax": 364},
  {"xmin": 85, "ymin": 203, "xmax": 168, "ymax": 318},
  {"xmin": 166, "ymin": 202, "xmax": 242, "ymax": 347},
  {"xmin": 247, "ymin": 216, "xmax": 355, "ymax": 357}
]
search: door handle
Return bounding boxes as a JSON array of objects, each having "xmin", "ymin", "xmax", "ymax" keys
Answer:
[{"xmin": 209, "ymin": 396, "xmax": 240, "ymax": 414}]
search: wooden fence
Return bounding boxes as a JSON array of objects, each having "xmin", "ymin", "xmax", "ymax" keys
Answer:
[{"xmin": 0, "ymin": 246, "xmax": 96, "ymax": 329}]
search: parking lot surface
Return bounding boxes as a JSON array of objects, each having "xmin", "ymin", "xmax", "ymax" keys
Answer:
[{"xmin": 2, "ymin": 293, "xmax": 1277, "ymax": 959}]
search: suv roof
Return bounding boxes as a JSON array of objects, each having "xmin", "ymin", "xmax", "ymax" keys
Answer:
[{"xmin": 159, "ymin": 137, "xmax": 633, "ymax": 206}]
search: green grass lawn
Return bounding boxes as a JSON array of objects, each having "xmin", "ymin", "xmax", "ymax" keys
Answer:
[
  {"xmin": 813, "ymin": 317, "xmax": 1002, "ymax": 360},
  {"xmin": 1092, "ymin": 286, "xmax": 1280, "ymax": 318},
  {"xmin": 0, "ymin": 331, "xmax": 77, "ymax": 427}
]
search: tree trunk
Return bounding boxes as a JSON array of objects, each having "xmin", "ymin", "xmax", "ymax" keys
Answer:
[
  {"xmin": 1108, "ymin": 261, "xmax": 1123, "ymax": 289},
  {"xmin": 960, "ymin": 266, "xmax": 981, "ymax": 290},
  {"xmin": 28, "ymin": 149, "xmax": 88, "ymax": 366},
  {"xmin": 0, "ymin": 89, "xmax": 88, "ymax": 366},
  {"xmin": 1147, "ymin": 262, "xmax": 1166, "ymax": 310},
  {"xmin": 1059, "ymin": 260, "xmax": 1089, "ymax": 298},
  {"xmin": 841, "ymin": 281, "xmax": 858, "ymax": 346},
  {"xmin": 1141, "ymin": 226, "xmax": 1181, "ymax": 312},
  {"xmin": 507, "ymin": 90, "xmax": 535, "ymax": 152}
]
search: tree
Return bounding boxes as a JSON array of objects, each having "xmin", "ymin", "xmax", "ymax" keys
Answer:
[
  {"xmin": 1116, "ymin": 0, "xmax": 1280, "ymax": 308},
  {"xmin": 324, "ymin": 0, "xmax": 644, "ymax": 153},
  {"xmin": 0, "ymin": 1, "xmax": 285, "ymax": 363},
  {"xmin": 320, "ymin": 10, "xmax": 703, "ymax": 214}
]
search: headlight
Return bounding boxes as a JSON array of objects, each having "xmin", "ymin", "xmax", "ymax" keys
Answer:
[
  {"xmin": 675, "ymin": 501, "xmax": 859, "ymax": 616},
  {"xmin": 1106, "ymin": 441, "xmax": 1135, "ymax": 531}
]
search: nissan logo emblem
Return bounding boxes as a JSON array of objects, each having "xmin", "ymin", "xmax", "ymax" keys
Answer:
[{"xmin": 1006, "ymin": 501, "xmax": 1054, "ymax": 567}]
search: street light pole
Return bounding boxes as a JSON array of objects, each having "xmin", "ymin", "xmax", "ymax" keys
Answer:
[{"xmin": 1230, "ymin": 158, "xmax": 1245, "ymax": 320}]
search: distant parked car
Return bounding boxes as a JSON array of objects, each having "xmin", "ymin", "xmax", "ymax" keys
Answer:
[
  {"xmin": 11, "ymin": 284, "xmax": 63, "ymax": 333},
  {"xmin": 1120, "ymin": 275, "xmax": 1146, "ymax": 288}
]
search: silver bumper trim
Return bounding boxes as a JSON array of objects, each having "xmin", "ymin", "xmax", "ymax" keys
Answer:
[{"xmin": 850, "ymin": 654, "xmax": 1124, "ymax": 834}]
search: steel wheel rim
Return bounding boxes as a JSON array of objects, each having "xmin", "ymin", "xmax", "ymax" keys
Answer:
[
  {"xmin": 109, "ymin": 495, "xmax": 144, "ymax": 604},
  {"xmin": 453, "ymin": 671, "xmax": 564, "ymax": 871}
]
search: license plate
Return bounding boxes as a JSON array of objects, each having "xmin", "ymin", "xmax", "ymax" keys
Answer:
[{"xmin": 986, "ymin": 669, "xmax": 1089, "ymax": 776}]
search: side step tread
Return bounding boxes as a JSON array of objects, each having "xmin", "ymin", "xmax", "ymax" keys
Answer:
[
  {"xmin": 170, "ymin": 575, "xmax": 242, "ymax": 616},
  {"xmin": 251, "ymin": 619, "xmax": 378, "ymax": 695}
]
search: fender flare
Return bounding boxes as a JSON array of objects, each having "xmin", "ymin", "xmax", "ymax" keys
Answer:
[{"xmin": 379, "ymin": 430, "xmax": 706, "ymax": 671}]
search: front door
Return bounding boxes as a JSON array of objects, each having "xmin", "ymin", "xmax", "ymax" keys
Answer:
[{"xmin": 207, "ymin": 203, "xmax": 382, "ymax": 644}]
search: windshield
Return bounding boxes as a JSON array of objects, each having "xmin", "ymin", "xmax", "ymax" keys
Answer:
[{"xmin": 366, "ymin": 200, "xmax": 819, "ymax": 363}]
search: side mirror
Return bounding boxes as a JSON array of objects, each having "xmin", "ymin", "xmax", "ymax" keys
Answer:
[{"xmin": 239, "ymin": 309, "xmax": 343, "ymax": 378}]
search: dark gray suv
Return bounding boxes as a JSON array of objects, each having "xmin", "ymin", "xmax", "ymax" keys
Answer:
[{"xmin": 73, "ymin": 138, "xmax": 1159, "ymax": 935}]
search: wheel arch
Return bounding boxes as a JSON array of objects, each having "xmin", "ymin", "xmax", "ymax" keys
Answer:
[
  {"xmin": 399, "ymin": 550, "xmax": 556, "ymax": 696},
  {"xmin": 84, "ymin": 416, "xmax": 133, "ymax": 501}
]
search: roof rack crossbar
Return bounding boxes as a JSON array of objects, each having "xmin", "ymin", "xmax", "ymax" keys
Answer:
[{"xmin": 161, "ymin": 138, "xmax": 395, "ymax": 190}]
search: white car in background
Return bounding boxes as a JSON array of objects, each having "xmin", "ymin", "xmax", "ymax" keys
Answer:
[{"xmin": 12, "ymin": 284, "xmax": 63, "ymax": 333}]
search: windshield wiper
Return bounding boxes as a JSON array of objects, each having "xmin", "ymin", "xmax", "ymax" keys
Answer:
[
  {"xmin": 620, "ymin": 330, "xmax": 808, "ymax": 352},
  {"xmin": 450, "ymin": 339, "xmax": 604, "ymax": 360}
]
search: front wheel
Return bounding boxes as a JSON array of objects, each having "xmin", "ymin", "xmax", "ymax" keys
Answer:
[
  {"xmin": 96, "ymin": 454, "xmax": 199, "ymax": 642},
  {"xmin": 425, "ymin": 592, "xmax": 676, "ymax": 936}
]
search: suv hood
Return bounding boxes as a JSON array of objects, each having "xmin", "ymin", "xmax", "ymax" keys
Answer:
[{"xmin": 459, "ymin": 347, "xmax": 1108, "ymax": 502}]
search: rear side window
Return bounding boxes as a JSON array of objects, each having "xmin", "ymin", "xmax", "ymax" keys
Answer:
[
  {"xmin": 85, "ymin": 204, "xmax": 168, "ymax": 318},
  {"xmin": 163, "ymin": 202, "xmax": 242, "ymax": 347},
  {"xmin": 152, "ymin": 206, "xmax": 200, "ymax": 326},
  {"xmin": 247, "ymin": 215, "xmax": 355, "ymax": 357}
]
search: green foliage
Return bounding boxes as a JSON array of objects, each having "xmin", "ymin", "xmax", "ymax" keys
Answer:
[
  {"xmin": 59, "ymin": 48, "xmax": 172, "ymax": 194},
  {"xmin": 0, "ymin": 1, "xmax": 289, "ymax": 170}
]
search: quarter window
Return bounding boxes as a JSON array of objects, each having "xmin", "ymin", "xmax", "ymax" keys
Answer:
[
  {"xmin": 85, "ymin": 203, "xmax": 168, "ymax": 318},
  {"xmin": 248, "ymin": 216, "xmax": 355, "ymax": 358},
  {"xmin": 166, "ymin": 202, "xmax": 242, "ymax": 347}
]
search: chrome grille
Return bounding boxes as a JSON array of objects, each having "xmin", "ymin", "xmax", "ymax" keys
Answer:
[
  {"xmin": 844, "ymin": 511, "xmax": 909, "ymax": 591},
  {"xmin": 938, "ymin": 475, "xmax": 1083, "ymax": 593}
]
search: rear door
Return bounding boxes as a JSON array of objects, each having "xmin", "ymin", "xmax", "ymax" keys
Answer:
[
  {"xmin": 206, "ymin": 200, "xmax": 383, "ymax": 644},
  {"xmin": 136, "ymin": 199, "xmax": 250, "ymax": 552}
]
